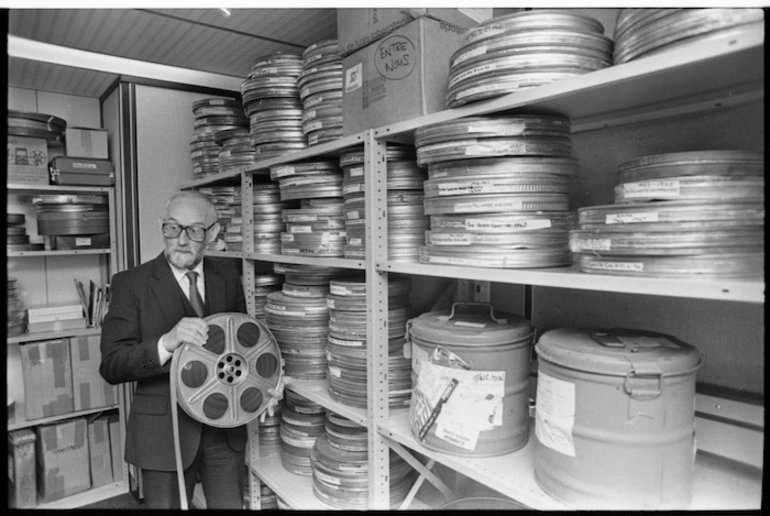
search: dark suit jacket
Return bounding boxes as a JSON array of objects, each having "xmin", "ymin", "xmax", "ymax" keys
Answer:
[{"xmin": 100, "ymin": 252, "xmax": 247, "ymax": 471}]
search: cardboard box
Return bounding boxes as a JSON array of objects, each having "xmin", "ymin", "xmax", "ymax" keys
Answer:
[
  {"xmin": 65, "ymin": 127, "xmax": 109, "ymax": 159},
  {"xmin": 7, "ymin": 136, "xmax": 49, "ymax": 185},
  {"xmin": 337, "ymin": 7, "xmax": 492, "ymax": 56},
  {"xmin": 88, "ymin": 416, "xmax": 114, "ymax": 488},
  {"xmin": 107, "ymin": 413, "xmax": 124, "ymax": 482},
  {"xmin": 8, "ymin": 429, "xmax": 37, "ymax": 508},
  {"xmin": 36, "ymin": 418, "xmax": 91, "ymax": 502},
  {"xmin": 8, "ymin": 342, "xmax": 25, "ymax": 427},
  {"xmin": 20, "ymin": 339, "xmax": 75, "ymax": 420},
  {"xmin": 342, "ymin": 17, "xmax": 467, "ymax": 136},
  {"xmin": 70, "ymin": 335, "xmax": 118, "ymax": 412}
]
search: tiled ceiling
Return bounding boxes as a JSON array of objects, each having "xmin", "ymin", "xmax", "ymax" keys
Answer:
[{"xmin": 8, "ymin": 8, "xmax": 339, "ymax": 98}]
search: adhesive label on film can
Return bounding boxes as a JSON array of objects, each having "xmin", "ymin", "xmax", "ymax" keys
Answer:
[
  {"xmin": 606, "ymin": 212, "xmax": 660, "ymax": 224},
  {"xmin": 585, "ymin": 261, "xmax": 644, "ymax": 272},
  {"xmin": 534, "ymin": 370, "xmax": 576, "ymax": 457},
  {"xmin": 620, "ymin": 180, "xmax": 681, "ymax": 199}
]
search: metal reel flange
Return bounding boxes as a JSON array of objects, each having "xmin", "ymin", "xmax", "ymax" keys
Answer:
[{"xmin": 175, "ymin": 312, "xmax": 283, "ymax": 428}]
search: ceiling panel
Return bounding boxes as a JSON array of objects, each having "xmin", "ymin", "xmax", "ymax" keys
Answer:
[
  {"xmin": 8, "ymin": 56, "xmax": 118, "ymax": 99},
  {"xmin": 8, "ymin": 8, "xmax": 339, "ymax": 98}
]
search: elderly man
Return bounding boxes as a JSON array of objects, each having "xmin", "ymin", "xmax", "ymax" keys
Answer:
[{"xmin": 100, "ymin": 190, "xmax": 246, "ymax": 509}]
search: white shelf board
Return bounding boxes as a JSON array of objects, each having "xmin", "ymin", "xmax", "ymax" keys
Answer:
[
  {"xmin": 283, "ymin": 376, "xmax": 368, "ymax": 427},
  {"xmin": 34, "ymin": 481, "xmax": 128, "ymax": 509},
  {"xmin": 182, "ymin": 169, "xmax": 241, "ymax": 189},
  {"xmin": 373, "ymin": 24, "xmax": 764, "ymax": 139},
  {"xmin": 380, "ymin": 411, "xmax": 565, "ymax": 510},
  {"xmin": 244, "ymin": 133, "xmax": 367, "ymax": 174},
  {"xmin": 245, "ymin": 251, "xmax": 365, "ymax": 270},
  {"xmin": 381, "ymin": 262, "xmax": 764, "ymax": 304},
  {"xmin": 9, "ymin": 404, "xmax": 120, "ymax": 432},
  {"xmin": 8, "ymin": 248, "xmax": 112, "ymax": 258},
  {"xmin": 204, "ymin": 250, "xmax": 242, "ymax": 259},
  {"xmin": 8, "ymin": 326, "xmax": 102, "ymax": 344},
  {"xmin": 7, "ymin": 183, "xmax": 113, "ymax": 193},
  {"xmin": 380, "ymin": 412, "xmax": 762, "ymax": 511},
  {"xmin": 250, "ymin": 452, "xmax": 324, "ymax": 510}
]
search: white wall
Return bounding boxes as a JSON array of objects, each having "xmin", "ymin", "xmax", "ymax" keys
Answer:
[{"xmin": 133, "ymin": 84, "xmax": 233, "ymax": 263}]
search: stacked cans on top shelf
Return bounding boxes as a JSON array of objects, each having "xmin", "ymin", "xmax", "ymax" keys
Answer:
[
  {"xmin": 340, "ymin": 145, "xmax": 429, "ymax": 262},
  {"xmin": 241, "ymin": 53, "xmax": 307, "ymax": 160},
  {"xmin": 613, "ymin": 8, "xmax": 764, "ymax": 64},
  {"xmin": 271, "ymin": 160, "xmax": 345, "ymax": 257},
  {"xmin": 310, "ymin": 411, "xmax": 415, "ymax": 509},
  {"xmin": 214, "ymin": 127, "xmax": 254, "ymax": 172},
  {"xmin": 446, "ymin": 9, "xmax": 613, "ymax": 108},
  {"xmin": 8, "ymin": 110, "xmax": 67, "ymax": 143},
  {"xmin": 299, "ymin": 40, "xmax": 344, "ymax": 146},
  {"xmin": 279, "ymin": 389, "xmax": 326, "ymax": 476},
  {"xmin": 190, "ymin": 98, "xmax": 248, "ymax": 179},
  {"xmin": 415, "ymin": 114, "xmax": 577, "ymax": 268},
  {"xmin": 325, "ymin": 275, "xmax": 413, "ymax": 408},
  {"xmin": 570, "ymin": 150, "xmax": 765, "ymax": 277},
  {"xmin": 198, "ymin": 186, "xmax": 239, "ymax": 251}
]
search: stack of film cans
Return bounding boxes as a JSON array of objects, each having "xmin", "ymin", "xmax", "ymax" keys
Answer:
[
  {"xmin": 258, "ymin": 402, "xmax": 282, "ymax": 455},
  {"xmin": 299, "ymin": 40, "xmax": 344, "ymax": 146},
  {"xmin": 416, "ymin": 114, "xmax": 577, "ymax": 268},
  {"xmin": 8, "ymin": 109, "xmax": 66, "ymax": 142},
  {"xmin": 310, "ymin": 414, "xmax": 416, "ymax": 509},
  {"xmin": 253, "ymin": 273, "xmax": 283, "ymax": 320},
  {"xmin": 257, "ymin": 482, "xmax": 279, "ymax": 510},
  {"xmin": 8, "ymin": 277, "xmax": 27, "ymax": 337},
  {"xmin": 446, "ymin": 9, "xmax": 612, "ymax": 108},
  {"xmin": 26, "ymin": 194, "xmax": 110, "ymax": 248},
  {"xmin": 280, "ymin": 389, "xmax": 326, "ymax": 476},
  {"xmin": 214, "ymin": 127, "xmax": 254, "ymax": 172},
  {"xmin": 570, "ymin": 150, "xmax": 765, "ymax": 277},
  {"xmin": 252, "ymin": 182, "xmax": 292, "ymax": 255},
  {"xmin": 265, "ymin": 264, "xmax": 347, "ymax": 380},
  {"xmin": 326, "ymin": 276, "xmax": 413, "ymax": 408},
  {"xmin": 271, "ymin": 160, "xmax": 345, "ymax": 257},
  {"xmin": 190, "ymin": 98, "xmax": 248, "ymax": 179},
  {"xmin": 340, "ymin": 145, "xmax": 429, "ymax": 261},
  {"xmin": 241, "ymin": 53, "xmax": 307, "ymax": 160},
  {"xmin": 613, "ymin": 8, "xmax": 764, "ymax": 65},
  {"xmin": 198, "ymin": 186, "xmax": 239, "ymax": 251},
  {"xmin": 7, "ymin": 213, "xmax": 40, "ymax": 252}
]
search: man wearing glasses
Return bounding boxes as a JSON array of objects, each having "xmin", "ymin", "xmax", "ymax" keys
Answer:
[{"xmin": 100, "ymin": 190, "xmax": 246, "ymax": 509}]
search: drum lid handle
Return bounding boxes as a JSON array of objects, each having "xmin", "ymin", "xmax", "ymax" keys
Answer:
[{"xmin": 436, "ymin": 302, "xmax": 508, "ymax": 324}]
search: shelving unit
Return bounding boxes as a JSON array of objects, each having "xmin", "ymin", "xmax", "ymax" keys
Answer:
[
  {"xmin": 186, "ymin": 20, "xmax": 764, "ymax": 511},
  {"xmin": 7, "ymin": 182, "xmax": 129, "ymax": 507}
]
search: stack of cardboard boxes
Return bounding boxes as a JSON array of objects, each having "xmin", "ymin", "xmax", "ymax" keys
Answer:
[
  {"xmin": 338, "ymin": 8, "xmax": 494, "ymax": 135},
  {"xmin": 8, "ymin": 336, "xmax": 123, "ymax": 507}
]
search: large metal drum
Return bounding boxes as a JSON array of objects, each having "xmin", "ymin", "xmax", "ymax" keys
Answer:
[
  {"xmin": 408, "ymin": 302, "xmax": 533, "ymax": 457},
  {"xmin": 534, "ymin": 328, "xmax": 701, "ymax": 509}
]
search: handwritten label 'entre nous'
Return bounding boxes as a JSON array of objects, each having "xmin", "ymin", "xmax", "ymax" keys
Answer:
[{"xmin": 375, "ymin": 36, "xmax": 416, "ymax": 80}]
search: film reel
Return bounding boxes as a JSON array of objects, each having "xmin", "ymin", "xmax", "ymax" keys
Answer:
[{"xmin": 172, "ymin": 312, "xmax": 283, "ymax": 428}]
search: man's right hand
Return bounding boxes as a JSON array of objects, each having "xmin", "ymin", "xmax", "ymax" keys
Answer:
[{"xmin": 163, "ymin": 317, "xmax": 209, "ymax": 353}]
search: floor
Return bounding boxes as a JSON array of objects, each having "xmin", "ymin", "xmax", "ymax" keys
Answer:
[{"xmin": 80, "ymin": 492, "xmax": 146, "ymax": 510}]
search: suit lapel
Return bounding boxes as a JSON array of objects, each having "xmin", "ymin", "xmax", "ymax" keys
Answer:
[
  {"xmin": 149, "ymin": 253, "xmax": 188, "ymax": 327},
  {"xmin": 204, "ymin": 260, "xmax": 226, "ymax": 315}
]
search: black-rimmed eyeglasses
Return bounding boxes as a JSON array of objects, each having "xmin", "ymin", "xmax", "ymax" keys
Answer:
[{"xmin": 161, "ymin": 221, "xmax": 216, "ymax": 242}]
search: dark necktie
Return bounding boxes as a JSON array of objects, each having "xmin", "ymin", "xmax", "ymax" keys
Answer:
[{"xmin": 186, "ymin": 271, "xmax": 205, "ymax": 317}]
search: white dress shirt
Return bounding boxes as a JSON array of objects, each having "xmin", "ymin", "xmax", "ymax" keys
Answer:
[{"xmin": 157, "ymin": 260, "xmax": 206, "ymax": 365}]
